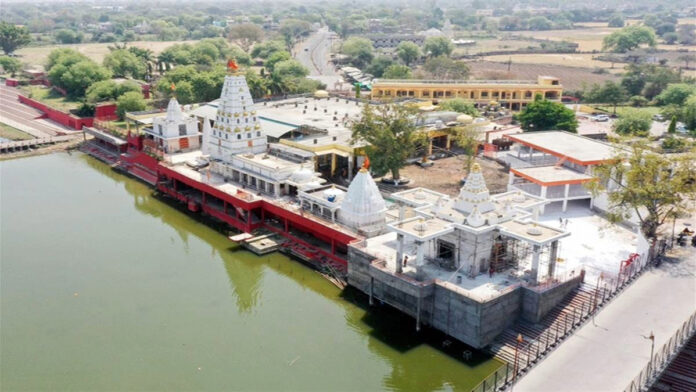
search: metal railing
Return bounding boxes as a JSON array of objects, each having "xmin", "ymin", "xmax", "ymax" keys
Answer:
[
  {"xmin": 474, "ymin": 245, "xmax": 661, "ymax": 392},
  {"xmin": 623, "ymin": 311, "xmax": 696, "ymax": 392}
]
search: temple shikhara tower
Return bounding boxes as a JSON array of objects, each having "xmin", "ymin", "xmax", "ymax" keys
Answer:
[{"xmin": 208, "ymin": 60, "xmax": 266, "ymax": 161}]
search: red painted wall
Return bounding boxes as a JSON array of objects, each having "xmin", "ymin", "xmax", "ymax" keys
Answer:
[
  {"xmin": 5, "ymin": 79, "xmax": 19, "ymax": 87},
  {"xmin": 94, "ymin": 103, "xmax": 118, "ymax": 121},
  {"xmin": 18, "ymin": 95, "xmax": 93, "ymax": 130}
]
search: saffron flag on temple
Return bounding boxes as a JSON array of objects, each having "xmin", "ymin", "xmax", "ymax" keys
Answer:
[
  {"xmin": 227, "ymin": 59, "xmax": 238, "ymax": 71},
  {"xmin": 363, "ymin": 155, "xmax": 370, "ymax": 170},
  {"xmin": 171, "ymin": 83, "xmax": 176, "ymax": 91}
]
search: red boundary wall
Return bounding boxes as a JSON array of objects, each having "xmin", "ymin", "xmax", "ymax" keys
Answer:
[
  {"xmin": 18, "ymin": 95, "xmax": 93, "ymax": 130},
  {"xmin": 95, "ymin": 103, "xmax": 118, "ymax": 121}
]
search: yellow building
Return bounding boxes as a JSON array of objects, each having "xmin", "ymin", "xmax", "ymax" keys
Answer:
[{"xmin": 371, "ymin": 76, "xmax": 563, "ymax": 111}]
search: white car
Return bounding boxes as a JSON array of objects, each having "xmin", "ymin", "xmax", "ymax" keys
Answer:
[{"xmin": 593, "ymin": 115, "xmax": 610, "ymax": 122}]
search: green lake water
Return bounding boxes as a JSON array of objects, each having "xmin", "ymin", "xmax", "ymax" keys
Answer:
[{"xmin": 0, "ymin": 153, "xmax": 501, "ymax": 391}]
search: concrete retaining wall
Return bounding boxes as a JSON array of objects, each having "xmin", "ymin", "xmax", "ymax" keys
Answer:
[{"xmin": 520, "ymin": 273, "xmax": 584, "ymax": 323}]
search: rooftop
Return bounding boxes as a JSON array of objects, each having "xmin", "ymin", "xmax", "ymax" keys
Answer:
[
  {"xmin": 505, "ymin": 131, "xmax": 623, "ymax": 165},
  {"xmin": 373, "ymin": 79, "xmax": 557, "ymax": 86},
  {"xmin": 511, "ymin": 166, "xmax": 594, "ymax": 186}
]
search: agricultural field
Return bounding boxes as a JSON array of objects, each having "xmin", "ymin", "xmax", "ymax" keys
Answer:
[
  {"xmin": 466, "ymin": 60, "xmax": 619, "ymax": 91},
  {"xmin": 483, "ymin": 53, "xmax": 622, "ymax": 73},
  {"xmin": 452, "ymin": 37, "xmax": 538, "ymax": 56},
  {"xmin": 14, "ymin": 40, "xmax": 197, "ymax": 69}
]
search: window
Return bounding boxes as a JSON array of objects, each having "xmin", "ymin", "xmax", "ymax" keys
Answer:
[
  {"xmin": 247, "ymin": 133, "xmax": 251, "ymax": 138},
  {"xmin": 256, "ymin": 131, "xmax": 261, "ymax": 137},
  {"xmin": 225, "ymin": 134, "xmax": 228, "ymax": 139},
  {"xmin": 178, "ymin": 124, "xmax": 186, "ymax": 136},
  {"xmin": 237, "ymin": 119, "xmax": 240, "ymax": 124},
  {"xmin": 237, "ymin": 134, "xmax": 241, "ymax": 140},
  {"xmin": 158, "ymin": 124, "xmax": 163, "ymax": 135}
]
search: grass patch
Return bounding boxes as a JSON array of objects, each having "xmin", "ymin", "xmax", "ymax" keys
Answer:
[
  {"xmin": 21, "ymin": 85, "xmax": 81, "ymax": 111},
  {"xmin": 0, "ymin": 123, "xmax": 34, "ymax": 141}
]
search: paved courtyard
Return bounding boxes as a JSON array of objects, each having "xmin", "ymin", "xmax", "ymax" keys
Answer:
[{"xmin": 515, "ymin": 244, "xmax": 696, "ymax": 392}]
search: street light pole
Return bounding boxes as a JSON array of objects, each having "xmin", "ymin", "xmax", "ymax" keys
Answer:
[{"xmin": 643, "ymin": 331, "xmax": 655, "ymax": 378}]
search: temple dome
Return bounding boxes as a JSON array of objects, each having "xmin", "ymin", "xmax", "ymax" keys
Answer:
[
  {"xmin": 456, "ymin": 114, "xmax": 473, "ymax": 124},
  {"xmin": 339, "ymin": 168, "xmax": 387, "ymax": 229},
  {"xmin": 290, "ymin": 166, "xmax": 315, "ymax": 184}
]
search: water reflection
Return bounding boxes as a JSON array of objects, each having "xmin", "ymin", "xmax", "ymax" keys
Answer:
[{"xmin": 80, "ymin": 153, "xmax": 501, "ymax": 391}]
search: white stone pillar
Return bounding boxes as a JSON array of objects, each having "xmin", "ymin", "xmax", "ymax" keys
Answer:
[
  {"xmin": 396, "ymin": 233, "xmax": 404, "ymax": 274},
  {"xmin": 562, "ymin": 183, "xmax": 570, "ymax": 212},
  {"xmin": 399, "ymin": 204, "xmax": 405, "ymax": 221},
  {"xmin": 274, "ymin": 183, "xmax": 280, "ymax": 197},
  {"xmin": 348, "ymin": 156, "xmax": 353, "ymax": 180},
  {"xmin": 531, "ymin": 244, "xmax": 541, "ymax": 284},
  {"xmin": 415, "ymin": 240, "xmax": 425, "ymax": 281},
  {"xmin": 508, "ymin": 171, "xmax": 515, "ymax": 185},
  {"xmin": 540, "ymin": 185, "xmax": 548, "ymax": 214}
]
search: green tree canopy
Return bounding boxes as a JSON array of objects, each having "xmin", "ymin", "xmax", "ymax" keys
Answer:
[
  {"xmin": 603, "ymin": 25, "xmax": 657, "ymax": 53},
  {"xmin": 518, "ymin": 95, "xmax": 578, "ymax": 133},
  {"xmin": 46, "ymin": 49, "xmax": 112, "ymax": 98},
  {"xmin": 366, "ymin": 56, "xmax": 394, "ymax": 78},
  {"xmin": 86, "ymin": 80, "xmax": 141, "ymax": 103},
  {"xmin": 54, "ymin": 29, "xmax": 83, "ymax": 44},
  {"xmin": 103, "ymin": 49, "xmax": 146, "ymax": 79},
  {"xmin": 264, "ymin": 50, "xmax": 291, "ymax": 72},
  {"xmin": 655, "ymin": 83, "xmax": 696, "ymax": 106},
  {"xmin": 396, "ymin": 41, "xmax": 420, "ymax": 66},
  {"xmin": 383, "ymin": 64, "xmax": 412, "ymax": 79},
  {"xmin": 587, "ymin": 143, "xmax": 696, "ymax": 239},
  {"xmin": 0, "ymin": 56, "xmax": 22, "ymax": 76},
  {"xmin": 227, "ymin": 23, "xmax": 263, "ymax": 52},
  {"xmin": 608, "ymin": 14, "xmax": 625, "ymax": 28},
  {"xmin": 272, "ymin": 59, "xmax": 309, "ymax": 79},
  {"xmin": 612, "ymin": 109, "xmax": 652, "ymax": 137},
  {"xmin": 439, "ymin": 98, "xmax": 479, "ymax": 116},
  {"xmin": 684, "ymin": 95, "xmax": 696, "ymax": 132},
  {"xmin": 341, "ymin": 37, "xmax": 374, "ymax": 68},
  {"xmin": 423, "ymin": 56, "xmax": 469, "ymax": 79},
  {"xmin": 423, "ymin": 36, "xmax": 454, "ymax": 57},
  {"xmin": 0, "ymin": 22, "xmax": 31, "ymax": 55},
  {"xmin": 351, "ymin": 104, "xmax": 424, "ymax": 180},
  {"xmin": 116, "ymin": 91, "xmax": 146, "ymax": 120},
  {"xmin": 250, "ymin": 40, "xmax": 285, "ymax": 59},
  {"xmin": 585, "ymin": 81, "xmax": 627, "ymax": 114}
]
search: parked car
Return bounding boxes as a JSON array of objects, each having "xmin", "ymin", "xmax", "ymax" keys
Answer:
[
  {"xmin": 652, "ymin": 114, "xmax": 665, "ymax": 122},
  {"xmin": 676, "ymin": 122, "xmax": 688, "ymax": 134},
  {"xmin": 593, "ymin": 115, "xmax": 610, "ymax": 122}
]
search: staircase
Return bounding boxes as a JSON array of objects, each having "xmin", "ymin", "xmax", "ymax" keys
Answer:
[{"xmin": 488, "ymin": 283, "xmax": 600, "ymax": 371}]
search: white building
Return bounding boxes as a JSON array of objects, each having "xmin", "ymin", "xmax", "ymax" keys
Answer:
[
  {"xmin": 205, "ymin": 72, "xmax": 324, "ymax": 197},
  {"xmin": 143, "ymin": 98, "xmax": 200, "ymax": 154}
]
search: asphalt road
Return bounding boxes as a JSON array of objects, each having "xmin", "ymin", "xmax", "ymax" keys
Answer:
[
  {"xmin": 293, "ymin": 28, "xmax": 347, "ymax": 90},
  {"xmin": 0, "ymin": 85, "xmax": 74, "ymax": 138}
]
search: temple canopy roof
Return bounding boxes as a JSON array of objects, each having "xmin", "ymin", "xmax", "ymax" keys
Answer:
[{"xmin": 339, "ymin": 168, "xmax": 387, "ymax": 229}]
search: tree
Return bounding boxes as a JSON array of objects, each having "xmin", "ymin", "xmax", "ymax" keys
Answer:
[
  {"xmin": 341, "ymin": 37, "xmax": 374, "ymax": 68},
  {"xmin": 628, "ymin": 95, "xmax": 648, "ymax": 107},
  {"xmin": 667, "ymin": 116, "xmax": 677, "ymax": 134},
  {"xmin": 46, "ymin": 48, "xmax": 89, "ymax": 71},
  {"xmin": 47, "ymin": 49, "xmax": 112, "ymax": 98},
  {"xmin": 608, "ymin": 14, "xmax": 625, "ymax": 28},
  {"xmin": 54, "ymin": 29, "xmax": 83, "ymax": 44},
  {"xmin": 383, "ymin": 64, "xmax": 412, "ymax": 79},
  {"xmin": 0, "ymin": 56, "xmax": 22, "ymax": 76},
  {"xmin": 423, "ymin": 56, "xmax": 469, "ymax": 79},
  {"xmin": 678, "ymin": 54, "xmax": 696, "ymax": 70},
  {"xmin": 603, "ymin": 25, "xmax": 657, "ymax": 53},
  {"xmin": 103, "ymin": 49, "xmax": 146, "ymax": 79},
  {"xmin": 250, "ymin": 40, "xmax": 285, "ymax": 59},
  {"xmin": 655, "ymin": 83, "xmax": 696, "ymax": 106},
  {"xmin": 518, "ymin": 95, "xmax": 578, "ymax": 133},
  {"xmin": 116, "ymin": 91, "xmax": 146, "ymax": 120},
  {"xmin": 272, "ymin": 59, "xmax": 309, "ymax": 79},
  {"xmin": 439, "ymin": 98, "xmax": 479, "ymax": 116},
  {"xmin": 366, "ymin": 56, "xmax": 394, "ymax": 78},
  {"xmin": 447, "ymin": 125, "xmax": 482, "ymax": 174},
  {"xmin": 227, "ymin": 23, "xmax": 263, "ymax": 52},
  {"xmin": 612, "ymin": 109, "xmax": 652, "ymax": 137},
  {"xmin": 684, "ymin": 95, "xmax": 696, "ymax": 131},
  {"xmin": 264, "ymin": 50, "xmax": 291, "ymax": 72},
  {"xmin": 588, "ymin": 81, "xmax": 627, "ymax": 114},
  {"xmin": 587, "ymin": 143, "xmax": 696, "ymax": 240},
  {"xmin": 663, "ymin": 32, "xmax": 679, "ymax": 44},
  {"xmin": 279, "ymin": 19, "xmax": 311, "ymax": 48},
  {"xmin": 677, "ymin": 24, "xmax": 696, "ymax": 45},
  {"xmin": 528, "ymin": 16, "xmax": 553, "ymax": 31},
  {"xmin": 0, "ymin": 22, "xmax": 31, "ymax": 55},
  {"xmin": 423, "ymin": 36, "xmax": 453, "ymax": 57},
  {"xmin": 245, "ymin": 69, "xmax": 267, "ymax": 98},
  {"xmin": 86, "ymin": 80, "xmax": 141, "ymax": 103},
  {"xmin": 396, "ymin": 41, "xmax": 420, "ymax": 66},
  {"xmin": 350, "ymin": 104, "xmax": 424, "ymax": 180}
]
